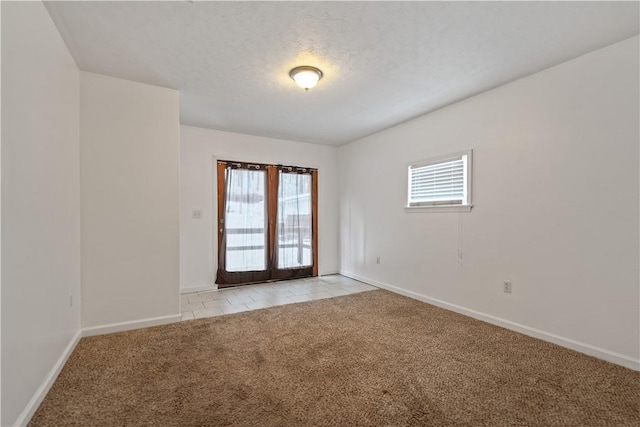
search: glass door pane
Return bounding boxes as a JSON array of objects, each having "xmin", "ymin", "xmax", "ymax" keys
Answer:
[
  {"xmin": 224, "ymin": 168, "xmax": 268, "ymax": 272},
  {"xmin": 277, "ymin": 172, "xmax": 312, "ymax": 269}
]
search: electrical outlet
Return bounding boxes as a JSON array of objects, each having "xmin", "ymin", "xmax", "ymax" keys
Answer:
[
  {"xmin": 503, "ymin": 281, "xmax": 512, "ymax": 294},
  {"xmin": 376, "ymin": 256, "xmax": 381, "ymax": 264},
  {"xmin": 69, "ymin": 294, "xmax": 73, "ymax": 308},
  {"xmin": 192, "ymin": 210, "xmax": 202, "ymax": 219}
]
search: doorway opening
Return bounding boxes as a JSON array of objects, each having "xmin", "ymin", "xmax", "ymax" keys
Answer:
[{"xmin": 216, "ymin": 160, "xmax": 318, "ymax": 288}]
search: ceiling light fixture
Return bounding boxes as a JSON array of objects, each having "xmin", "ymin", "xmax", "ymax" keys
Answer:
[{"xmin": 289, "ymin": 66, "xmax": 323, "ymax": 91}]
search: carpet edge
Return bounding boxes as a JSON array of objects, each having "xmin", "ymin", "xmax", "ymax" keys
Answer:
[
  {"xmin": 341, "ymin": 271, "xmax": 640, "ymax": 371},
  {"xmin": 14, "ymin": 329, "xmax": 82, "ymax": 427},
  {"xmin": 82, "ymin": 314, "xmax": 182, "ymax": 337}
]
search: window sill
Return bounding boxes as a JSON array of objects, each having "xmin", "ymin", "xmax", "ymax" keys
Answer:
[{"xmin": 405, "ymin": 205, "xmax": 473, "ymax": 213}]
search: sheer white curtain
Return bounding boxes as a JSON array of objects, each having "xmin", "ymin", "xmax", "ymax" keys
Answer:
[
  {"xmin": 276, "ymin": 171, "xmax": 312, "ymax": 269},
  {"xmin": 224, "ymin": 168, "xmax": 267, "ymax": 272}
]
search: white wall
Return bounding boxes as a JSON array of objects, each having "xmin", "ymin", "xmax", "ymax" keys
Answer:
[
  {"xmin": 180, "ymin": 125, "xmax": 339, "ymax": 291},
  {"xmin": 1, "ymin": 2, "xmax": 81, "ymax": 425},
  {"xmin": 80, "ymin": 72, "xmax": 180, "ymax": 327},
  {"xmin": 339, "ymin": 37, "xmax": 640, "ymax": 366}
]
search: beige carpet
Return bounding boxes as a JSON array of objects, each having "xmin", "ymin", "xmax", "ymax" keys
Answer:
[{"xmin": 30, "ymin": 290, "xmax": 639, "ymax": 426}]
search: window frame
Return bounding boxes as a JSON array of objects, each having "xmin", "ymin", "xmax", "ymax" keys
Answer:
[{"xmin": 405, "ymin": 149, "xmax": 473, "ymax": 213}]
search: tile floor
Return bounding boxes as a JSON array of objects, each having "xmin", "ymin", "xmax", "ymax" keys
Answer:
[{"xmin": 180, "ymin": 274, "xmax": 377, "ymax": 321}]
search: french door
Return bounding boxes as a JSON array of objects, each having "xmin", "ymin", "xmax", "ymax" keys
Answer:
[{"xmin": 216, "ymin": 160, "xmax": 318, "ymax": 287}]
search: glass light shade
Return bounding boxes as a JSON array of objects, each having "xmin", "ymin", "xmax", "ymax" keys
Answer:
[{"xmin": 290, "ymin": 66, "xmax": 323, "ymax": 90}]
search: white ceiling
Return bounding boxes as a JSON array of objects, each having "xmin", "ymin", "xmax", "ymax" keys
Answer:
[{"xmin": 45, "ymin": 1, "xmax": 639, "ymax": 146}]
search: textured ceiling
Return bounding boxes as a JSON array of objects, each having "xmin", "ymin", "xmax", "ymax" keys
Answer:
[{"xmin": 45, "ymin": 1, "xmax": 639, "ymax": 146}]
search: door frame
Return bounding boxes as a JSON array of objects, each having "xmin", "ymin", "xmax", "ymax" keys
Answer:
[{"xmin": 215, "ymin": 159, "xmax": 318, "ymax": 287}]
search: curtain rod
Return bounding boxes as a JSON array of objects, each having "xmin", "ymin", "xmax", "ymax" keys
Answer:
[{"xmin": 218, "ymin": 160, "xmax": 317, "ymax": 172}]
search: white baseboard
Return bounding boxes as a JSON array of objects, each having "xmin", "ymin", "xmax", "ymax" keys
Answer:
[
  {"xmin": 180, "ymin": 284, "xmax": 217, "ymax": 294},
  {"xmin": 82, "ymin": 314, "xmax": 182, "ymax": 337},
  {"xmin": 13, "ymin": 330, "xmax": 82, "ymax": 427},
  {"xmin": 341, "ymin": 271, "xmax": 640, "ymax": 371},
  {"xmin": 15, "ymin": 313, "xmax": 182, "ymax": 425}
]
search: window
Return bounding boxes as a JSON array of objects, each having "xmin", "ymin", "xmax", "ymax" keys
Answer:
[
  {"xmin": 406, "ymin": 149, "xmax": 472, "ymax": 211},
  {"xmin": 277, "ymin": 171, "xmax": 313, "ymax": 269},
  {"xmin": 223, "ymin": 167, "xmax": 268, "ymax": 273}
]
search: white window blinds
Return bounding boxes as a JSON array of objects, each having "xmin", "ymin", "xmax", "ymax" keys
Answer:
[{"xmin": 408, "ymin": 151, "xmax": 471, "ymax": 207}]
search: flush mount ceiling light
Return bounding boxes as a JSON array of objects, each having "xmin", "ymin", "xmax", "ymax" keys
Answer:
[{"xmin": 289, "ymin": 66, "xmax": 323, "ymax": 91}]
